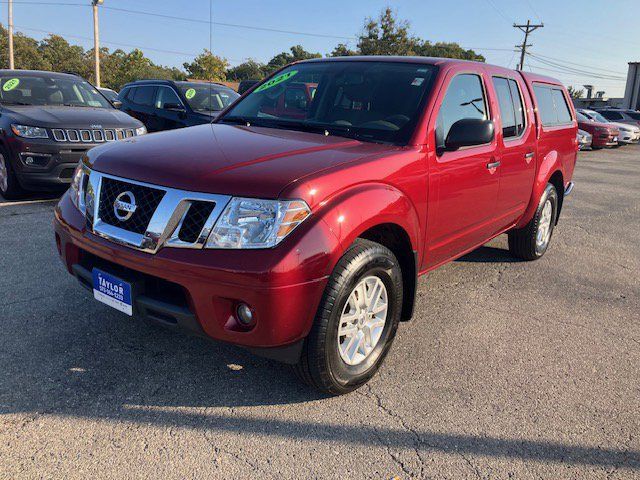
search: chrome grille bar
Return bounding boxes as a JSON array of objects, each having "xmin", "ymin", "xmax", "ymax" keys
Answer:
[{"xmin": 86, "ymin": 171, "xmax": 231, "ymax": 254}]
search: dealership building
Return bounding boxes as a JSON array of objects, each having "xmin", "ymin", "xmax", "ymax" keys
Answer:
[{"xmin": 623, "ymin": 62, "xmax": 640, "ymax": 110}]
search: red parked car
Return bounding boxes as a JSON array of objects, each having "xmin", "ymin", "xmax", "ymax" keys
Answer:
[
  {"xmin": 576, "ymin": 111, "xmax": 619, "ymax": 148},
  {"xmin": 54, "ymin": 57, "xmax": 577, "ymax": 395}
]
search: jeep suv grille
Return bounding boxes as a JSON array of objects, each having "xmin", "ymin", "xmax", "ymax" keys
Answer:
[
  {"xmin": 97, "ymin": 177, "xmax": 165, "ymax": 234},
  {"xmin": 52, "ymin": 128, "xmax": 136, "ymax": 143}
]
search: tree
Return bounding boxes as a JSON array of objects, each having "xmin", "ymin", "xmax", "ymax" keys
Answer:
[
  {"xmin": 39, "ymin": 35, "xmax": 89, "ymax": 77},
  {"xmin": 0, "ymin": 25, "xmax": 48, "ymax": 70},
  {"xmin": 330, "ymin": 43, "xmax": 357, "ymax": 57},
  {"xmin": 335, "ymin": 8, "xmax": 484, "ymax": 62},
  {"xmin": 567, "ymin": 85, "xmax": 585, "ymax": 99},
  {"xmin": 183, "ymin": 49, "xmax": 229, "ymax": 81},
  {"xmin": 227, "ymin": 59, "xmax": 265, "ymax": 81},
  {"xmin": 357, "ymin": 7, "xmax": 417, "ymax": 56},
  {"xmin": 264, "ymin": 45, "xmax": 321, "ymax": 75}
]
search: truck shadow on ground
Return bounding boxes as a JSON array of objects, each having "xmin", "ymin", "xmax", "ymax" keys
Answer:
[
  {"xmin": 456, "ymin": 245, "xmax": 520, "ymax": 264},
  {"xmin": 2, "ymin": 287, "xmax": 639, "ymax": 472}
]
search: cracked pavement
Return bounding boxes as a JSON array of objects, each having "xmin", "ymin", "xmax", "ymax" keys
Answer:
[{"xmin": 1, "ymin": 146, "xmax": 639, "ymax": 479}]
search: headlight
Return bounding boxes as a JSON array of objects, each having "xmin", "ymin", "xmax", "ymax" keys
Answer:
[
  {"xmin": 69, "ymin": 162, "xmax": 91, "ymax": 216},
  {"xmin": 135, "ymin": 125, "xmax": 147, "ymax": 136},
  {"xmin": 206, "ymin": 197, "xmax": 311, "ymax": 249},
  {"xmin": 11, "ymin": 124, "xmax": 48, "ymax": 139}
]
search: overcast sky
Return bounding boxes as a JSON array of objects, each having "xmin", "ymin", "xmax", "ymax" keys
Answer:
[{"xmin": 2, "ymin": 0, "xmax": 635, "ymax": 97}]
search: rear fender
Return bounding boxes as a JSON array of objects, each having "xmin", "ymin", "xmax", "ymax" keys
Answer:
[{"xmin": 516, "ymin": 150, "xmax": 563, "ymax": 229}]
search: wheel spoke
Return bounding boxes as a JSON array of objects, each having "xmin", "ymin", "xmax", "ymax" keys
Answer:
[{"xmin": 337, "ymin": 275, "xmax": 389, "ymax": 366}]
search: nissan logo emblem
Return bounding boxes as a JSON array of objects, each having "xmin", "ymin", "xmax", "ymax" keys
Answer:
[{"xmin": 113, "ymin": 191, "xmax": 137, "ymax": 221}]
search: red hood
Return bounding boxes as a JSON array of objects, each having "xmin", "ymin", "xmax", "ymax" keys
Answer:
[{"xmin": 86, "ymin": 124, "xmax": 397, "ymax": 198}]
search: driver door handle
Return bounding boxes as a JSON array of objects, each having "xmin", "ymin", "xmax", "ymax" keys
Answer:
[{"xmin": 486, "ymin": 160, "xmax": 501, "ymax": 169}]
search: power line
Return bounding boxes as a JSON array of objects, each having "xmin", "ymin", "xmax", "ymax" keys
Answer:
[
  {"xmin": 526, "ymin": 54, "xmax": 626, "ymax": 80},
  {"xmin": 482, "ymin": 0, "xmax": 512, "ymax": 24},
  {"xmin": 523, "ymin": 0, "xmax": 542, "ymax": 22},
  {"xmin": 527, "ymin": 52, "xmax": 626, "ymax": 76},
  {"xmin": 526, "ymin": 58, "xmax": 626, "ymax": 82}
]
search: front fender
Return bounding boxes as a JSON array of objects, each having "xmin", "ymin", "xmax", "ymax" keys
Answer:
[
  {"xmin": 313, "ymin": 182, "xmax": 421, "ymax": 256},
  {"xmin": 516, "ymin": 150, "xmax": 563, "ymax": 229}
]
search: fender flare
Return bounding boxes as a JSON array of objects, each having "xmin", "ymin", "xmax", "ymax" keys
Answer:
[
  {"xmin": 516, "ymin": 150, "xmax": 564, "ymax": 229},
  {"xmin": 314, "ymin": 182, "xmax": 421, "ymax": 255}
]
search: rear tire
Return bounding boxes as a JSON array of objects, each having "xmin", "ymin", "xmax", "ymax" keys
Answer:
[
  {"xmin": 508, "ymin": 183, "xmax": 558, "ymax": 261},
  {"xmin": 294, "ymin": 239, "xmax": 403, "ymax": 395},
  {"xmin": 0, "ymin": 147, "xmax": 25, "ymax": 200}
]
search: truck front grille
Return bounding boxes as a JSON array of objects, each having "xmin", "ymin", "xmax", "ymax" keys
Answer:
[
  {"xmin": 97, "ymin": 178, "xmax": 165, "ymax": 234},
  {"xmin": 86, "ymin": 172, "xmax": 231, "ymax": 254}
]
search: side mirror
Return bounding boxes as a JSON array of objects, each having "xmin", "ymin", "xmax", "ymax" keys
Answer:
[
  {"xmin": 163, "ymin": 102, "xmax": 185, "ymax": 112},
  {"xmin": 444, "ymin": 118, "xmax": 494, "ymax": 151},
  {"xmin": 111, "ymin": 100, "xmax": 122, "ymax": 109}
]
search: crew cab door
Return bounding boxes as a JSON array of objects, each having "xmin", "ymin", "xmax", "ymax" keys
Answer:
[
  {"xmin": 489, "ymin": 75, "xmax": 536, "ymax": 225},
  {"xmin": 426, "ymin": 71, "xmax": 501, "ymax": 267},
  {"xmin": 153, "ymin": 86, "xmax": 187, "ymax": 131}
]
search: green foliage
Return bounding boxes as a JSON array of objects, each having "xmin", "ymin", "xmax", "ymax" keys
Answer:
[
  {"xmin": 183, "ymin": 49, "xmax": 229, "ymax": 81},
  {"xmin": 263, "ymin": 45, "xmax": 321, "ymax": 76},
  {"xmin": 330, "ymin": 43, "xmax": 358, "ymax": 57},
  {"xmin": 567, "ymin": 85, "xmax": 585, "ymax": 99},
  {"xmin": 227, "ymin": 59, "xmax": 265, "ymax": 81}
]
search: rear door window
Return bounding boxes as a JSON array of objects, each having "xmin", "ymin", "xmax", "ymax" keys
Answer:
[
  {"xmin": 436, "ymin": 73, "xmax": 488, "ymax": 146},
  {"xmin": 132, "ymin": 86, "xmax": 156, "ymax": 107},
  {"xmin": 533, "ymin": 84, "xmax": 572, "ymax": 126},
  {"xmin": 552, "ymin": 89, "xmax": 572, "ymax": 124}
]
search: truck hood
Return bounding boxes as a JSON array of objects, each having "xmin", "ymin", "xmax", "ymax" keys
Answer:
[
  {"xmin": 1, "ymin": 105, "xmax": 142, "ymax": 129},
  {"xmin": 86, "ymin": 123, "xmax": 398, "ymax": 198}
]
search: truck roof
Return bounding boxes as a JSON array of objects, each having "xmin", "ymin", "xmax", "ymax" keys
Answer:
[
  {"xmin": 296, "ymin": 55, "xmax": 563, "ymax": 86},
  {"xmin": 0, "ymin": 69, "xmax": 81, "ymax": 79}
]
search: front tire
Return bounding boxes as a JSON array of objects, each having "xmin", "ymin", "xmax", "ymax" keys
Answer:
[
  {"xmin": 294, "ymin": 239, "xmax": 403, "ymax": 395},
  {"xmin": 508, "ymin": 183, "xmax": 558, "ymax": 260},
  {"xmin": 0, "ymin": 148, "xmax": 24, "ymax": 200}
]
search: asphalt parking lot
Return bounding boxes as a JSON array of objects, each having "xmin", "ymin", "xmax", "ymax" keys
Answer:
[{"xmin": 1, "ymin": 146, "xmax": 639, "ymax": 479}]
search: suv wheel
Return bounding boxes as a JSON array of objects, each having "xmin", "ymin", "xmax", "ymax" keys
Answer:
[
  {"xmin": 508, "ymin": 183, "xmax": 558, "ymax": 260},
  {"xmin": 294, "ymin": 239, "xmax": 403, "ymax": 395},
  {"xmin": 0, "ymin": 148, "xmax": 24, "ymax": 200}
]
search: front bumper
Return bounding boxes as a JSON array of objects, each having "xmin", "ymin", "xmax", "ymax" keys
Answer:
[
  {"xmin": 617, "ymin": 131, "xmax": 640, "ymax": 144},
  {"xmin": 4, "ymin": 136, "xmax": 92, "ymax": 190},
  {"xmin": 54, "ymin": 191, "xmax": 340, "ymax": 363}
]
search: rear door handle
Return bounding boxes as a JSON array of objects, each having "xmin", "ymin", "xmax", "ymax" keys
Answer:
[
  {"xmin": 486, "ymin": 161, "xmax": 501, "ymax": 169},
  {"xmin": 525, "ymin": 152, "xmax": 535, "ymax": 159}
]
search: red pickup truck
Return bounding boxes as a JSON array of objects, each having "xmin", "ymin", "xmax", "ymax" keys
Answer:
[{"xmin": 54, "ymin": 57, "xmax": 577, "ymax": 395}]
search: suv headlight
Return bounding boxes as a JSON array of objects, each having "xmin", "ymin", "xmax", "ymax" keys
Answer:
[
  {"xmin": 205, "ymin": 197, "xmax": 311, "ymax": 249},
  {"xmin": 69, "ymin": 162, "xmax": 92, "ymax": 216},
  {"xmin": 11, "ymin": 124, "xmax": 48, "ymax": 139},
  {"xmin": 135, "ymin": 125, "xmax": 147, "ymax": 136}
]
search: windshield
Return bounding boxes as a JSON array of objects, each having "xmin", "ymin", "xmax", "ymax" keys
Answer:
[
  {"xmin": 584, "ymin": 110, "xmax": 609, "ymax": 123},
  {"xmin": 577, "ymin": 112, "xmax": 589, "ymax": 122},
  {"xmin": 176, "ymin": 82, "xmax": 239, "ymax": 112},
  {"xmin": 219, "ymin": 61, "xmax": 438, "ymax": 145},
  {"xmin": 0, "ymin": 74, "xmax": 112, "ymax": 108}
]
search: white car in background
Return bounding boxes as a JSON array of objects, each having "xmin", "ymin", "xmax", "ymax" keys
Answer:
[
  {"xmin": 579, "ymin": 109, "xmax": 640, "ymax": 145},
  {"xmin": 577, "ymin": 129, "xmax": 592, "ymax": 150}
]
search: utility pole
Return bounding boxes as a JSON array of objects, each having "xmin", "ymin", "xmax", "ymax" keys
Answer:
[
  {"xmin": 514, "ymin": 19, "xmax": 543, "ymax": 71},
  {"xmin": 8, "ymin": 0, "xmax": 14, "ymax": 69},
  {"xmin": 92, "ymin": 0, "xmax": 103, "ymax": 86}
]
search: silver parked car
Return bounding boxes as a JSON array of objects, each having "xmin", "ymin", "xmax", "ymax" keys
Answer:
[{"xmin": 577, "ymin": 129, "xmax": 592, "ymax": 150}]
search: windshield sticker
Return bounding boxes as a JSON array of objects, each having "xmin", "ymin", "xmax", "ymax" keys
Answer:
[
  {"xmin": 185, "ymin": 88, "xmax": 197, "ymax": 99},
  {"xmin": 2, "ymin": 78, "xmax": 20, "ymax": 91},
  {"xmin": 254, "ymin": 70, "xmax": 298, "ymax": 93},
  {"xmin": 411, "ymin": 77, "xmax": 425, "ymax": 87}
]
